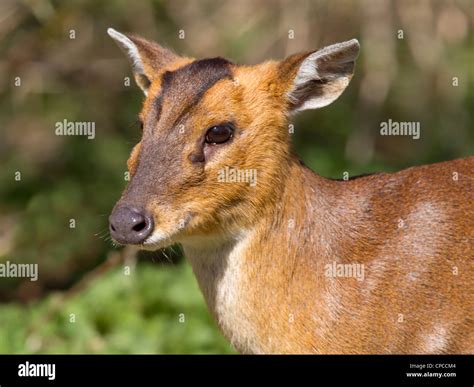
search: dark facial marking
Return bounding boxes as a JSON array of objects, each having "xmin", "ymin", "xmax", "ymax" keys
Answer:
[
  {"xmin": 148, "ymin": 57, "xmax": 233, "ymax": 131},
  {"xmin": 146, "ymin": 70, "xmax": 173, "ymax": 131}
]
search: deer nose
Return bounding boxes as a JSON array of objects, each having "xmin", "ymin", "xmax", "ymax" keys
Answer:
[{"xmin": 109, "ymin": 206, "xmax": 154, "ymax": 245}]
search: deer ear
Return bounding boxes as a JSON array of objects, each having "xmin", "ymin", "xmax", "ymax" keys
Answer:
[
  {"xmin": 107, "ymin": 28, "xmax": 180, "ymax": 95},
  {"xmin": 281, "ymin": 39, "xmax": 360, "ymax": 113}
]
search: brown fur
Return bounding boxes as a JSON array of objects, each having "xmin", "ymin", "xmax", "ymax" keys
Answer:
[
  {"xmin": 236, "ymin": 158, "xmax": 474, "ymax": 353},
  {"xmin": 110, "ymin": 31, "xmax": 474, "ymax": 353}
]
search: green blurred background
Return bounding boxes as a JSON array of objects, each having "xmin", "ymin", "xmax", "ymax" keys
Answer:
[{"xmin": 0, "ymin": 0, "xmax": 472, "ymax": 353}]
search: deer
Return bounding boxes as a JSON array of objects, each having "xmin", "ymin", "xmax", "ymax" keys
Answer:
[{"xmin": 107, "ymin": 28, "xmax": 474, "ymax": 354}]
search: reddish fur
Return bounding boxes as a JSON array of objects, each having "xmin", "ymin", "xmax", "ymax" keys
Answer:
[
  {"xmin": 237, "ymin": 157, "xmax": 474, "ymax": 353},
  {"xmin": 111, "ymin": 32, "xmax": 474, "ymax": 354}
]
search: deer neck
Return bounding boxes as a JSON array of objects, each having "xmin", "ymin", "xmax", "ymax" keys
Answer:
[{"xmin": 182, "ymin": 158, "xmax": 333, "ymax": 353}]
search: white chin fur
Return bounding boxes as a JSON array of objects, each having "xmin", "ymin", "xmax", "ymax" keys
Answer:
[{"xmin": 141, "ymin": 230, "xmax": 173, "ymax": 250}]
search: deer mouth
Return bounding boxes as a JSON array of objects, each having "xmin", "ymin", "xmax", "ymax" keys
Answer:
[{"xmin": 139, "ymin": 212, "xmax": 194, "ymax": 250}]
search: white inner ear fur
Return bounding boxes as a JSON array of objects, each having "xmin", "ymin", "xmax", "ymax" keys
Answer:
[
  {"xmin": 289, "ymin": 39, "xmax": 359, "ymax": 112},
  {"xmin": 107, "ymin": 28, "xmax": 148, "ymax": 95}
]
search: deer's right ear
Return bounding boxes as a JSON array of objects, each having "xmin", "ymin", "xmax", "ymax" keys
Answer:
[
  {"xmin": 279, "ymin": 39, "xmax": 360, "ymax": 114},
  {"xmin": 107, "ymin": 28, "xmax": 179, "ymax": 95}
]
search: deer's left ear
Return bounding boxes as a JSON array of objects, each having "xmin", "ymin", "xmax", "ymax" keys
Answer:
[
  {"xmin": 107, "ymin": 28, "xmax": 180, "ymax": 95},
  {"xmin": 280, "ymin": 39, "xmax": 360, "ymax": 113}
]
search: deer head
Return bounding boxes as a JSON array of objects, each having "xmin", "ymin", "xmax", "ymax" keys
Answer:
[{"xmin": 107, "ymin": 28, "xmax": 359, "ymax": 249}]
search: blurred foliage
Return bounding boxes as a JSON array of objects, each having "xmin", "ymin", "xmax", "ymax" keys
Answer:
[
  {"xmin": 0, "ymin": 0, "xmax": 473, "ymax": 353},
  {"xmin": 0, "ymin": 263, "xmax": 233, "ymax": 353}
]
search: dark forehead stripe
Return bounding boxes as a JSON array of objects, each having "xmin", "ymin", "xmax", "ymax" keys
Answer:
[
  {"xmin": 151, "ymin": 57, "xmax": 233, "ymax": 127},
  {"xmin": 177, "ymin": 57, "xmax": 233, "ymax": 95}
]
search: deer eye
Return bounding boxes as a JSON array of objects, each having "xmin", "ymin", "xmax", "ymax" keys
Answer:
[{"xmin": 205, "ymin": 124, "xmax": 233, "ymax": 144}]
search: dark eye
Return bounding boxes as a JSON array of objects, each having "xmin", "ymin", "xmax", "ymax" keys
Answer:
[
  {"xmin": 205, "ymin": 124, "xmax": 233, "ymax": 144},
  {"xmin": 139, "ymin": 121, "xmax": 144, "ymax": 131}
]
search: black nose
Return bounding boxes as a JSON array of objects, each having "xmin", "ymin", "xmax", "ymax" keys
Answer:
[{"xmin": 109, "ymin": 206, "xmax": 154, "ymax": 245}]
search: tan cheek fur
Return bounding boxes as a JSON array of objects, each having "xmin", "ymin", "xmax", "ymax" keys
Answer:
[{"xmin": 183, "ymin": 67, "xmax": 290, "ymax": 235}]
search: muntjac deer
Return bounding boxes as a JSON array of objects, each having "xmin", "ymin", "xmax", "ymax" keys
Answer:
[{"xmin": 107, "ymin": 28, "xmax": 474, "ymax": 354}]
